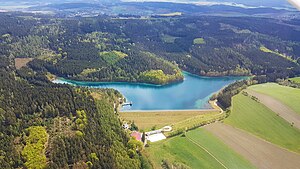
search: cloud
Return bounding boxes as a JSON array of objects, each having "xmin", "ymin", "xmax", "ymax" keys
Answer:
[{"xmin": 288, "ymin": 0, "xmax": 300, "ymax": 11}]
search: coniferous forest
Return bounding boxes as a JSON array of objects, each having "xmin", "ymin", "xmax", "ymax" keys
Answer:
[
  {"xmin": 1, "ymin": 13, "xmax": 300, "ymax": 85},
  {"xmin": 1, "ymin": 9, "xmax": 300, "ymax": 168}
]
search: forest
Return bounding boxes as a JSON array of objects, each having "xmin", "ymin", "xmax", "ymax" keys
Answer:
[
  {"xmin": 0, "ymin": 53, "xmax": 148, "ymax": 168},
  {"xmin": 1, "ymin": 13, "xmax": 300, "ymax": 85},
  {"xmin": 1, "ymin": 11, "xmax": 300, "ymax": 168}
]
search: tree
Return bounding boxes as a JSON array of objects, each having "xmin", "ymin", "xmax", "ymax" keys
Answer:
[
  {"xmin": 130, "ymin": 121, "xmax": 139, "ymax": 131},
  {"xmin": 141, "ymin": 132, "xmax": 145, "ymax": 143}
]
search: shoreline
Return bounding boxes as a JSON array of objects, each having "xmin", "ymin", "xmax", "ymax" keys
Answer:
[
  {"xmin": 120, "ymin": 109, "xmax": 216, "ymax": 113},
  {"xmin": 120, "ymin": 100, "xmax": 223, "ymax": 113},
  {"xmin": 51, "ymin": 71, "xmax": 248, "ymax": 87}
]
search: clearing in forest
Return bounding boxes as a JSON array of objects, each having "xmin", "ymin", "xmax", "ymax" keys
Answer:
[{"xmin": 15, "ymin": 58, "xmax": 33, "ymax": 69}]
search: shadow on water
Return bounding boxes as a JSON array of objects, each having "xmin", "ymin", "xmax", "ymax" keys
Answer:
[{"xmin": 53, "ymin": 71, "xmax": 247, "ymax": 110}]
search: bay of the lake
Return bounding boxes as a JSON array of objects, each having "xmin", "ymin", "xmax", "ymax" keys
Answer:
[{"xmin": 53, "ymin": 72, "xmax": 245, "ymax": 111}]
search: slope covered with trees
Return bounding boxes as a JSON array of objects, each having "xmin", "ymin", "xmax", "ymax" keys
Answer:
[
  {"xmin": 1, "ymin": 13, "xmax": 300, "ymax": 85},
  {"xmin": 0, "ymin": 54, "xmax": 146, "ymax": 168}
]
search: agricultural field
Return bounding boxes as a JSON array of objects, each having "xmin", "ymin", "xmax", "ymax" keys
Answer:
[
  {"xmin": 289, "ymin": 77, "xmax": 300, "ymax": 84},
  {"xmin": 205, "ymin": 123, "xmax": 300, "ymax": 169},
  {"xmin": 120, "ymin": 110, "xmax": 216, "ymax": 130},
  {"xmin": 145, "ymin": 128, "xmax": 255, "ymax": 169},
  {"xmin": 249, "ymin": 83, "xmax": 300, "ymax": 114},
  {"xmin": 225, "ymin": 92, "xmax": 300, "ymax": 153}
]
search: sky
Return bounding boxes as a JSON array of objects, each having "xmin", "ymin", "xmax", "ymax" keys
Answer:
[
  {"xmin": 0, "ymin": 0, "xmax": 298, "ymax": 11},
  {"xmin": 288, "ymin": 0, "xmax": 300, "ymax": 10},
  {"xmin": 122, "ymin": 0, "xmax": 294, "ymax": 9}
]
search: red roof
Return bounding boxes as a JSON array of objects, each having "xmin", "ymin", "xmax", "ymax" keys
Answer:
[{"xmin": 130, "ymin": 131, "xmax": 142, "ymax": 141}]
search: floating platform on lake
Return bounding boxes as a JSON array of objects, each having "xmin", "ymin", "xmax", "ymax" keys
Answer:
[{"xmin": 122, "ymin": 101, "xmax": 133, "ymax": 107}]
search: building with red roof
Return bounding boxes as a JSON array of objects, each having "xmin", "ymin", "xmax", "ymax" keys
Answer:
[{"xmin": 130, "ymin": 131, "xmax": 142, "ymax": 141}]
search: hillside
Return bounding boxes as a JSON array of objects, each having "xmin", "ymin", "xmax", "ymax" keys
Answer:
[
  {"xmin": 0, "ymin": 56, "xmax": 146, "ymax": 168},
  {"xmin": 1, "ymin": 7, "xmax": 300, "ymax": 169},
  {"xmin": 1, "ymin": 13, "xmax": 300, "ymax": 85}
]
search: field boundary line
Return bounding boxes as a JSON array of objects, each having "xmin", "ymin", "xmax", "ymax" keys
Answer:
[{"xmin": 186, "ymin": 135, "xmax": 228, "ymax": 169}]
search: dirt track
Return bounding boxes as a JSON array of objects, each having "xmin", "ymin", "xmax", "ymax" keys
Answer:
[
  {"xmin": 204, "ymin": 123, "xmax": 300, "ymax": 169},
  {"xmin": 246, "ymin": 89, "xmax": 300, "ymax": 129}
]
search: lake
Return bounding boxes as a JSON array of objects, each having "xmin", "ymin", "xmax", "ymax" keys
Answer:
[{"xmin": 53, "ymin": 72, "xmax": 245, "ymax": 111}]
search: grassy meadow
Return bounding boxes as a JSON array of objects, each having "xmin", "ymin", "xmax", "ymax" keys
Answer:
[
  {"xmin": 289, "ymin": 77, "xmax": 300, "ymax": 84},
  {"xmin": 166, "ymin": 111, "xmax": 223, "ymax": 137},
  {"xmin": 225, "ymin": 93, "xmax": 300, "ymax": 153},
  {"xmin": 120, "ymin": 110, "xmax": 217, "ymax": 131},
  {"xmin": 146, "ymin": 128, "xmax": 255, "ymax": 169},
  {"xmin": 249, "ymin": 83, "xmax": 300, "ymax": 114}
]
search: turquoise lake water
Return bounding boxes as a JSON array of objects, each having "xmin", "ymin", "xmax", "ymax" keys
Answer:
[{"xmin": 53, "ymin": 72, "xmax": 245, "ymax": 111}]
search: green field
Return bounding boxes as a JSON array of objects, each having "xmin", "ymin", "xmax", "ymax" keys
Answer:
[
  {"xmin": 166, "ymin": 111, "xmax": 223, "ymax": 137},
  {"xmin": 289, "ymin": 77, "xmax": 300, "ymax": 84},
  {"xmin": 225, "ymin": 93, "xmax": 300, "ymax": 153},
  {"xmin": 249, "ymin": 83, "xmax": 300, "ymax": 114},
  {"xmin": 146, "ymin": 128, "xmax": 255, "ymax": 169}
]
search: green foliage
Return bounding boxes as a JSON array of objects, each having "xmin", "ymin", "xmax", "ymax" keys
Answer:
[
  {"xmin": 141, "ymin": 132, "xmax": 146, "ymax": 143},
  {"xmin": 75, "ymin": 130, "xmax": 84, "ymax": 137},
  {"xmin": 193, "ymin": 38, "xmax": 206, "ymax": 44},
  {"xmin": 161, "ymin": 34, "xmax": 178, "ymax": 43},
  {"xmin": 289, "ymin": 77, "xmax": 300, "ymax": 84},
  {"xmin": 162, "ymin": 159, "xmax": 190, "ymax": 169},
  {"xmin": 139, "ymin": 69, "xmax": 183, "ymax": 85},
  {"xmin": 166, "ymin": 111, "xmax": 224, "ymax": 137},
  {"xmin": 11, "ymin": 35, "xmax": 51, "ymax": 58},
  {"xmin": 0, "ymin": 63, "xmax": 143, "ymax": 168},
  {"xmin": 260, "ymin": 46, "xmax": 296, "ymax": 62},
  {"xmin": 216, "ymin": 79, "xmax": 254, "ymax": 109},
  {"xmin": 2, "ymin": 13, "xmax": 300, "ymax": 85},
  {"xmin": 139, "ymin": 154, "xmax": 153, "ymax": 169},
  {"xmin": 86, "ymin": 161, "xmax": 93, "ymax": 168},
  {"xmin": 89, "ymin": 153, "xmax": 99, "ymax": 161},
  {"xmin": 99, "ymin": 50, "xmax": 128, "ymax": 65},
  {"xmin": 128, "ymin": 137, "xmax": 143, "ymax": 151},
  {"xmin": 75, "ymin": 110, "xmax": 88, "ymax": 131},
  {"xmin": 130, "ymin": 121, "xmax": 139, "ymax": 131},
  {"xmin": 21, "ymin": 126, "xmax": 48, "ymax": 169}
]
